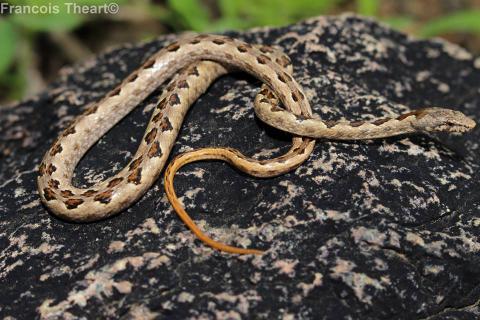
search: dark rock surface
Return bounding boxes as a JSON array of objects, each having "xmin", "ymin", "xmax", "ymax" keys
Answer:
[{"xmin": 1, "ymin": 14, "xmax": 479, "ymax": 319}]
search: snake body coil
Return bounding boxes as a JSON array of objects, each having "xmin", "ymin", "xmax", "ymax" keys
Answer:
[{"xmin": 38, "ymin": 34, "xmax": 476, "ymax": 254}]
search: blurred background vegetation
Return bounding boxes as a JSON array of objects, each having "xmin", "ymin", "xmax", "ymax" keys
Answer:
[{"xmin": 0, "ymin": 0, "xmax": 479, "ymax": 104}]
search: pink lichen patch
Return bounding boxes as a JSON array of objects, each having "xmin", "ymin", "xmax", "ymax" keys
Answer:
[
  {"xmin": 296, "ymin": 273, "xmax": 323, "ymax": 296},
  {"xmin": 330, "ymin": 258, "xmax": 391, "ymax": 305},
  {"xmin": 114, "ymin": 281, "xmax": 133, "ymax": 294},
  {"xmin": 177, "ymin": 292, "xmax": 195, "ymax": 303},
  {"xmin": 273, "ymin": 259, "xmax": 299, "ymax": 277},
  {"xmin": 108, "ymin": 241, "xmax": 125, "ymax": 253}
]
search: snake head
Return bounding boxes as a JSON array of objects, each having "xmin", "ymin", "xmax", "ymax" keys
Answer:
[{"xmin": 411, "ymin": 107, "xmax": 476, "ymax": 134}]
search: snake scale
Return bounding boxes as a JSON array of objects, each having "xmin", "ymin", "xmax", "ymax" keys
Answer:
[{"xmin": 38, "ymin": 34, "xmax": 476, "ymax": 254}]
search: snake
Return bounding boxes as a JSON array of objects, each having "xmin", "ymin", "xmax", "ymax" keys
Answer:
[{"xmin": 38, "ymin": 34, "xmax": 476, "ymax": 255}]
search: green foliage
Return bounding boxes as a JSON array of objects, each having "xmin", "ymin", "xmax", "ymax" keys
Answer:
[
  {"xmin": 224, "ymin": 0, "xmax": 342, "ymax": 27},
  {"xmin": 0, "ymin": 0, "xmax": 128, "ymax": 101},
  {"xmin": 10, "ymin": 10, "xmax": 84, "ymax": 32},
  {"xmin": 382, "ymin": 16, "xmax": 415, "ymax": 30},
  {"xmin": 419, "ymin": 10, "xmax": 480, "ymax": 37},
  {"xmin": 167, "ymin": 0, "xmax": 211, "ymax": 31},
  {"xmin": 169, "ymin": 0, "xmax": 342, "ymax": 32},
  {"xmin": 0, "ymin": 19, "xmax": 17, "ymax": 75},
  {"xmin": 1, "ymin": 0, "xmax": 480, "ymax": 103},
  {"xmin": 356, "ymin": 0, "xmax": 379, "ymax": 17}
]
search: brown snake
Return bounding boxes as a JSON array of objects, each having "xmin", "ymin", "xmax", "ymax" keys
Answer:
[{"xmin": 38, "ymin": 34, "xmax": 476, "ymax": 255}]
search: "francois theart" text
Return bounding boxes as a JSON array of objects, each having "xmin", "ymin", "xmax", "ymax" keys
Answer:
[{"xmin": 0, "ymin": 2, "xmax": 119, "ymax": 15}]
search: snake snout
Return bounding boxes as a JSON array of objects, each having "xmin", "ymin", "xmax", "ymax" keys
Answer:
[{"xmin": 413, "ymin": 108, "xmax": 476, "ymax": 133}]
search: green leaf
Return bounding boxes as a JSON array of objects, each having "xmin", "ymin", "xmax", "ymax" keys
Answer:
[
  {"xmin": 167, "ymin": 0, "xmax": 210, "ymax": 31},
  {"xmin": 419, "ymin": 10, "xmax": 480, "ymax": 37},
  {"xmin": 0, "ymin": 69, "xmax": 25, "ymax": 101},
  {"xmin": 210, "ymin": 17, "xmax": 248, "ymax": 32},
  {"xmin": 218, "ymin": 0, "xmax": 242, "ymax": 20},
  {"xmin": 382, "ymin": 16, "xmax": 415, "ymax": 31},
  {"xmin": 233, "ymin": 0, "xmax": 343, "ymax": 28},
  {"xmin": 0, "ymin": 19, "xmax": 17, "ymax": 75},
  {"xmin": 356, "ymin": 0, "xmax": 380, "ymax": 17},
  {"xmin": 11, "ymin": 13, "xmax": 84, "ymax": 32}
]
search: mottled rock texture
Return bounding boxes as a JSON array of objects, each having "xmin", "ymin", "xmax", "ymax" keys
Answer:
[{"xmin": 1, "ymin": 14, "xmax": 479, "ymax": 319}]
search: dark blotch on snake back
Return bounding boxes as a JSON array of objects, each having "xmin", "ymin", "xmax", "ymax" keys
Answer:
[
  {"xmin": 195, "ymin": 34, "xmax": 209, "ymax": 40},
  {"xmin": 271, "ymin": 105, "xmax": 283, "ymax": 112},
  {"xmin": 82, "ymin": 189, "xmax": 97, "ymax": 197},
  {"xmin": 108, "ymin": 87, "xmax": 121, "ymax": 97},
  {"xmin": 94, "ymin": 190, "xmax": 113, "ymax": 204},
  {"xmin": 127, "ymin": 168, "xmax": 142, "ymax": 185},
  {"xmin": 325, "ymin": 121, "xmax": 338, "ymax": 128},
  {"xmin": 266, "ymin": 91, "xmax": 275, "ymax": 99},
  {"xmin": 256, "ymin": 55, "xmax": 269, "ymax": 64},
  {"xmin": 169, "ymin": 93, "xmax": 181, "ymax": 106},
  {"xmin": 148, "ymin": 141, "xmax": 162, "ymax": 158},
  {"xmin": 237, "ymin": 45, "xmax": 248, "ymax": 53},
  {"xmin": 65, "ymin": 198, "xmax": 84, "ymax": 209},
  {"xmin": 188, "ymin": 66, "xmax": 200, "ymax": 77},
  {"xmin": 276, "ymin": 56, "xmax": 291, "ymax": 68},
  {"xmin": 177, "ymin": 80, "xmax": 189, "ymax": 89},
  {"xmin": 143, "ymin": 58, "xmax": 155, "ymax": 69},
  {"xmin": 397, "ymin": 110, "xmax": 426, "ymax": 121},
  {"xmin": 292, "ymin": 90, "xmax": 305, "ymax": 101},
  {"xmin": 166, "ymin": 42, "xmax": 180, "ymax": 52},
  {"xmin": 129, "ymin": 156, "xmax": 143, "ymax": 171},
  {"xmin": 152, "ymin": 112, "xmax": 163, "ymax": 123},
  {"xmin": 298, "ymin": 91, "xmax": 305, "ymax": 100},
  {"xmin": 350, "ymin": 121, "xmax": 365, "ymax": 127},
  {"xmin": 43, "ymin": 188, "xmax": 56, "ymax": 201},
  {"xmin": 48, "ymin": 179, "xmax": 60, "ymax": 189},
  {"xmin": 144, "ymin": 128, "xmax": 158, "ymax": 144},
  {"xmin": 84, "ymin": 104, "xmax": 98, "ymax": 116},
  {"xmin": 46, "ymin": 164, "xmax": 57, "ymax": 175},
  {"xmin": 50, "ymin": 144, "xmax": 63, "ymax": 156},
  {"xmin": 291, "ymin": 91, "xmax": 301, "ymax": 102},
  {"xmin": 107, "ymin": 177, "xmax": 124, "ymax": 188},
  {"xmin": 38, "ymin": 163, "xmax": 46, "ymax": 176},
  {"xmin": 259, "ymin": 88, "xmax": 268, "ymax": 96},
  {"xmin": 212, "ymin": 39, "xmax": 225, "ymax": 45},
  {"xmin": 259, "ymin": 98, "xmax": 269, "ymax": 104},
  {"xmin": 127, "ymin": 73, "xmax": 138, "ymax": 83},
  {"xmin": 156, "ymin": 97, "xmax": 167, "ymax": 110},
  {"xmin": 60, "ymin": 190, "xmax": 74, "ymax": 198},
  {"xmin": 190, "ymin": 39, "xmax": 201, "ymax": 45},
  {"xmin": 277, "ymin": 73, "xmax": 288, "ymax": 83},
  {"xmin": 166, "ymin": 81, "xmax": 176, "ymax": 92},
  {"xmin": 283, "ymin": 72, "xmax": 293, "ymax": 82},
  {"xmin": 160, "ymin": 117, "xmax": 173, "ymax": 132},
  {"xmin": 260, "ymin": 46, "xmax": 274, "ymax": 53},
  {"xmin": 62, "ymin": 126, "xmax": 76, "ymax": 137},
  {"xmin": 373, "ymin": 118, "xmax": 391, "ymax": 126}
]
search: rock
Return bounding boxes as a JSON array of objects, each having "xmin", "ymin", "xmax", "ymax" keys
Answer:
[{"xmin": 1, "ymin": 13, "xmax": 479, "ymax": 319}]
